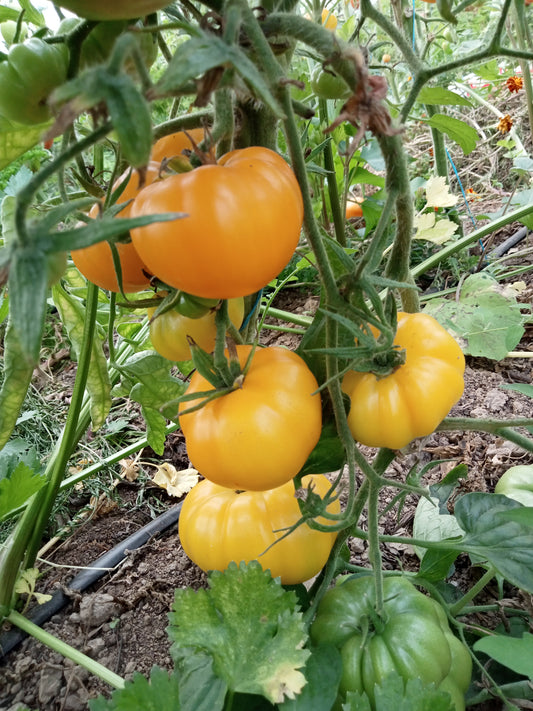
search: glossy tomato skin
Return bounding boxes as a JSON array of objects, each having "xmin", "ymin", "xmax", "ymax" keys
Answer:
[
  {"xmin": 345, "ymin": 201, "xmax": 363, "ymax": 219},
  {"xmin": 71, "ymin": 163, "xmax": 160, "ymax": 292},
  {"xmin": 495, "ymin": 465, "xmax": 533, "ymax": 506},
  {"xmin": 54, "ymin": 0, "xmax": 169, "ymax": 20},
  {"xmin": 179, "ymin": 345, "xmax": 322, "ymax": 490},
  {"xmin": 130, "ymin": 147, "xmax": 304, "ymax": 299},
  {"xmin": 178, "ymin": 474, "xmax": 339, "ymax": 584},
  {"xmin": 310, "ymin": 576, "xmax": 472, "ymax": 710},
  {"xmin": 341, "ymin": 312, "xmax": 465, "ymax": 449},
  {"xmin": 0, "ymin": 38, "xmax": 68, "ymax": 125},
  {"xmin": 148, "ymin": 298, "xmax": 245, "ymax": 362},
  {"xmin": 150, "ymin": 128, "xmax": 205, "ymax": 164}
]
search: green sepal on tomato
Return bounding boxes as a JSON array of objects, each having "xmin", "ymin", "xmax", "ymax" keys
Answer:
[
  {"xmin": 495, "ymin": 465, "xmax": 533, "ymax": 506},
  {"xmin": 310, "ymin": 575, "xmax": 472, "ymax": 710},
  {"xmin": 148, "ymin": 298, "xmax": 245, "ymax": 362},
  {"xmin": 178, "ymin": 474, "xmax": 339, "ymax": 585},
  {"xmin": 0, "ymin": 38, "xmax": 68, "ymax": 125},
  {"xmin": 341, "ymin": 312, "xmax": 465, "ymax": 449},
  {"xmin": 130, "ymin": 146, "xmax": 304, "ymax": 299},
  {"xmin": 178, "ymin": 345, "xmax": 322, "ymax": 491}
]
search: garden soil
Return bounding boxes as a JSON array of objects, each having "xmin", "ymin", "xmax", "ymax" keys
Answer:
[{"xmin": 0, "ymin": 235, "xmax": 532, "ymax": 711}]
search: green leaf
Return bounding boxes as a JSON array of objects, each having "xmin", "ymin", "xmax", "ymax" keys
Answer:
[
  {"xmin": 174, "ymin": 651, "xmax": 227, "ymax": 711},
  {"xmin": 0, "ymin": 115, "xmax": 51, "ymax": 171},
  {"xmin": 0, "ymin": 460, "xmax": 45, "ymax": 519},
  {"xmin": 454, "ymin": 492, "xmax": 533, "ymax": 593},
  {"xmin": 299, "ymin": 421, "xmax": 346, "ymax": 476},
  {"xmin": 412, "ymin": 495, "xmax": 464, "ymax": 561},
  {"xmin": 156, "ymin": 34, "xmax": 283, "ymax": 119},
  {"xmin": 167, "ymin": 561, "xmax": 310, "ymax": 705},
  {"xmin": 0, "ymin": 320, "xmax": 35, "ymax": 450},
  {"xmin": 427, "ymin": 114, "xmax": 479, "ymax": 155},
  {"xmin": 473, "ymin": 633, "xmax": 533, "ymax": 679},
  {"xmin": 348, "ymin": 166, "xmax": 386, "ymax": 188},
  {"xmin": 89, "ymin": 667, "xmax": 181, "ymax": 711},
  {"xmin": 17, "ymin": 0, "xmax": 45, "ymax": 26},
  {"xmin": 8, "ymin": 247, "xmax": 47, "ymax": 363},
  {"xmin": 140, "ymin": 405, "xmax": 168, "ymax": 456},
  {"xmin": 423, "ymin": 273, "xmax": 526, "ymax": 360},
  {"xmin": 418, "ymin": 87, "xmax": 471, "ymax": 107},
  {"xmin": 279, "ymin": 644, "xmax": 343, "ymax": 711},
  {"xmin": 52, "ymin": 284, "xmax": 112, "ymax": 431},
  {"xmin": 122, "ymin": 352, "xmax": 186, "ymax": 418},
  {"xmin": 343, "ymin": 672, "xmax": 454, "ymax": 711}
]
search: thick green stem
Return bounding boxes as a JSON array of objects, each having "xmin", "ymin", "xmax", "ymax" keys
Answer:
[
  {"xmin": 319, "ymin": 99, "xmax": 346, "ymax": 246},
  {"xmin": 438, "ymin": 417, "xmax": 533, "ymax": 453},
  {"xmin": 7, "ymin": 610, "xmax": 125, "ymax": 689},
  {"xmin": 448, "ymin": 568, "xmax": 496, "ymax": 617},
  {"xmin": 425, "ymin": 105, "xmax": 448, "ymax": 180},
  {"xmin": 379, "ymin": 134, "xmax": 419, "ymax": 312}
]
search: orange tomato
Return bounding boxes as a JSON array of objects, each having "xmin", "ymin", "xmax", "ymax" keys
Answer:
[
  {"xmin": 150, "ymin": 128, "xmax": 205, "ymax": 164},
  {"xmin": 130, "ymin": 147, "xmax": 304, "ymax": 299},
  {"xmin": 346, "ymin": 201, "xmax": 363, "ymax": 219},
  {"xmin": 382, "ymin": 53, "xmax": 391, "ymax": 63},
  {"xmin": 71, "ymin": 163, "xmax": 161, "ymax": 293}
]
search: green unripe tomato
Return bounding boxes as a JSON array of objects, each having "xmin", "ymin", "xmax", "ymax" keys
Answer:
[
  {"xmin": 175, "ymin": 292, "xmax": 220, "ymax": 319},
  {"xmin": 46, "ymin": 252, "xmax": 68, "ymax": 287},
  {"xmin": 53, "ymin": 0, "xmax": 170, "ymax": 20},
  {"xmin": 0, "ymin": 20, "xmax": 28, "ymax": 45},
  {"xmin": 0, "ymin": 38, "xmax": 68, "ymax": 125},
  {"xmin": 310, "ymin": 66, "xmax": 351, "ymax": 101},
  {"xmin": 495, "ymin": 465, "xmax": 533, "ymax": 506}
]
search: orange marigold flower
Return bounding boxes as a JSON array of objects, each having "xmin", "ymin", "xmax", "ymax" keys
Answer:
[
  {"xmin": 506, "ymin": 76, "xmax": 523, "ymax": 93},
  {"xmin": 497, "ymin": 114, "xmax": 513, "ymax": 133}
]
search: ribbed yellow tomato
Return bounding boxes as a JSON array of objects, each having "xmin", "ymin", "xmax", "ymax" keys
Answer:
[
  {"xmin": 179, "ymin": 345, "xmax": 322, "ymax": 490},
  {"xmin": 150, "ymin": 128, "xmax": 205, "ymax": 164},
  {"xmin": 178, "ymin": 474, "xmax": 339, "ymax": 584},
  {"xmin": 341, "ymin": 312, "xmax": 465, "ymax": 449},
  {"xmin": 130, "ymin": 147, "xmax": 304, "ymax": 299}
]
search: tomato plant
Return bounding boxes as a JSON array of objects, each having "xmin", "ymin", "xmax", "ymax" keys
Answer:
[
  {"xmin": 53, "ymin": 0, "xmax": 170, "ymax": 20},
  {"xmin": 0, "ymin": 38, "xmax": 68, "ymax": 125},
  {"xmin": 178, "ymin": 474, "xmax": 339, "ymax": 584},
  {"xmin": 495, "ymin": 465, "xmax": 533, "ymax": 506},
  {"xmin": 310, "ymin": 66, "xmax": 351, "ymax": 100},
  {"xmin": 130, "ymin": 146, "xmax": 304, "ymax": 299},
  {"xmin": 71, "ymin": 163, "xmax": 162, "ymax": 293},
  {"xmin": 310, "ymin": 575, "xmax": 472, "ymax": 710},
  {"xmin": 321, "ymin": 8, "xmax": 338, "ymax": 29},
  {"xmin": 178, "ymin": 345, "xmax": 322, "ymax": 490},
  {"xmin": 148, "ymin": 297, "xmax": 245, "ymax": 362},
  {"xmin": 150, "ymin": 128, "xmax": 205, "ymax": 164},
  {"xmin": 341, "ymin": 312, "xmax": 465, "ymax": 449}
]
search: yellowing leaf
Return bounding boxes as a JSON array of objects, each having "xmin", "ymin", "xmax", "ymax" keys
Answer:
[
  {"xmin": 119, "ymin": 456, "xmax": 141, "ymax": 482},
  {"xmin": 414, "ymin": 213, "xmax": 458, "ymax": 244},
  {"xmin": 425, "ymin": 176, "xmax": 458, "ymax": 208},
  {"xmin": 264, "ymin": 664, "xmax": 307, "ymax": 703},
  {"xmin": 152, "ymin": 463, "xmax": 199, "ymax": 497}
]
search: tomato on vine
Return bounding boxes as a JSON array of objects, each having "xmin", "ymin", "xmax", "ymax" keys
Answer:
[
  {"xmin": 53, "ymin": 0, "xmax": 170, "ymax": 20},
  {"xmin": 0, "ymin": 38, "xmax": 68, "ymax": 125},
  {"xmin": 178, "ymin": 474, "xmax": 339, "ymax": 584},
  {"xmin": 178, "ymin": 345, "xmax": 322, "ymax": 490},
  {"xmin": 148, "ymin": 298, "xmax": 245, "ymax": 362},
  {"xmin": 311, "ymin": 66, "xmax": 351, "ymax": 100},
  {"xmin": 341, "ymin": 312, "xmax": 465, "ymax": 449},
  {"xmin": 150, "ymin": 128, "xmax": 205, "ymax": 164},
  {"xmin": 130, "ymin": 146, "xmax": 304, "ymax": 299},
  {"xmin": 71, "ymin": 163, "xmax": 162, "ymax": 293}
]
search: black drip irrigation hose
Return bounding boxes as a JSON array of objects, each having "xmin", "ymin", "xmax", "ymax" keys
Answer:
[
  {"xmin": 489, "ymin": 226, "xmax": 530, "ymax": 259},
  {"xmin": 0, "ymin": 502, "xmax": 183, "ymax": 659}
]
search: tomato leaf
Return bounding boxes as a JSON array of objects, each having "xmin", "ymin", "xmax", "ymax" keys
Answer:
[
  {"xmin": 427, "ymin": 114, "xmax": 479, "ymax": 155},
  {"xmin": 155, "ymin": 34, "xmax": 284, "ymax": 119},
  {"xmin": 89, "ymin": 667, "xmax": 181, "ymax": 711},
  {"xmin": 453, "ymin": 492, "xmax": 533, "ymax": 593},
  {"xmin": 279, "ymin": 644, "xmax": 342, "ymax": 711},
  {"xmin": 343, "ymin": 672, "xmax": 454, "ymax": 710},
  {"xmin": 0, "ymin": 460, "xmax": 45, "ymax": 520},
  {"xmin": 168, "ymin": 561, "xmax": 310, "ymax": 704},
  {"xmin": 473, "ymin": 633, "xmax": 533, "ymax": 679},
  {"xmin": 52, "ymin": 284, "xmax": 112, "ymax": 431},
  {"xmin": 299, "ymin": 421, "xmax": 346, "ymax": 476},
  {"xmin": 0, "ymin": 115, "xmax": 51, "ymax": 171},
  {"xmin": 0, "ymin": 319, "xmax": 35, "ymax": 450},
  {"xmin": 417, "ymin": 87, "xmax": 472, "ymax": 107}
]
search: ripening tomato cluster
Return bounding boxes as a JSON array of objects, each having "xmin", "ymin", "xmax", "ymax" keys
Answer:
[
  {"xmin": 177, "ymin": 344, "xmax": 341, "ymax": 585},
  {"xmin": 72, "ymin": 131, "xmax": 304, "ymax": 301}
]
